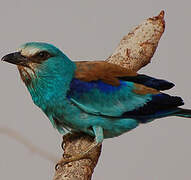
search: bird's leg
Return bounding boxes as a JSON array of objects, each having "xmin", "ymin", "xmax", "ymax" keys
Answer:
[{"xmin": 56, "ymin": 126, "xmax": 103, "ymax": 169}]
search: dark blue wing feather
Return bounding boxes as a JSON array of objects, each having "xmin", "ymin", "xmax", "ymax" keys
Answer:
[
  {"xmin": 67, "ymin": 78, "xmax": 183, "ymax": 122},
  {"xmin": 120, "ymin": 74, "xmax": 175, "ymax": 90},
  {"xmin": 67, "ymin": 78, "xmax": 153, "ymax": 117},
  {"xmin": 123, "ymin": 93, "xmax": 184, "ymax": 122}
]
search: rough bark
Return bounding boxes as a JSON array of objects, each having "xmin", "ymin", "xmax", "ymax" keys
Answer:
[
  {"xmin": 54, "ymin": 133, "xmax": 101, "ymax": 180},
  {"xmin": 107, "ymin": 10, "xmax": 165, "ymax": 72},
  {"xmin": 53, "ymin": 10, "xmax": 165, "ymax": 180}
]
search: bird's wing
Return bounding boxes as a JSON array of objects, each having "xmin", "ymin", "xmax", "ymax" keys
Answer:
[
  {"xmin": 74, "ymin": 61, "xmax": 137, "ymax": 86},
  {"xmin": 75, "ymin": 61, "xmax": 174, "ymax": 90},
  {"xmin": 66, "ymin": 61, "xmax": 181, "ymax": 118},
  {"xmin": 119, "ymin": 74, "xmax": 174, "ymax": 90}
]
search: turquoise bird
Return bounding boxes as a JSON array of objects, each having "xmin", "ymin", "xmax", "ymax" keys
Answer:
[{"xmin": 2, "ymin": 42, "xmax": 191, "ymax": 163}]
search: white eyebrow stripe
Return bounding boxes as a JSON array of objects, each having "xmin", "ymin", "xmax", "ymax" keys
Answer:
[{"xmin": 20, "ymin": 47, "xmax": 40, "ymax": 57}]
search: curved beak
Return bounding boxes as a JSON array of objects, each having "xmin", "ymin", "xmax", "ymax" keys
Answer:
[{"xmin": 1, "ymin": 52, "xmax": 29, "ymax": 67}]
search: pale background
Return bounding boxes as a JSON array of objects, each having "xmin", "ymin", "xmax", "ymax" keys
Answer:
[{"xmin": 0, "ymin": 0, "xmax": 191, "ymax": 179}]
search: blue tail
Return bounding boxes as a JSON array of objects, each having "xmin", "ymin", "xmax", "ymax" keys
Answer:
[
  {"xmin": 122, "ymin": 93, "xmax": 191, "ymax": 123},
  {"xmin": 123, "ymin": 108, "xmax": 191, "ymax": 124},
  {"xmin": 175, "ymin": 108, "xmax": 191, "ymax": 118}
]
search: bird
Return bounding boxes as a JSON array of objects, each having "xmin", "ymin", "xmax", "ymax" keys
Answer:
[{"xmin": 2, "ymin": 42, "xmax": 191, "ymax": 163}]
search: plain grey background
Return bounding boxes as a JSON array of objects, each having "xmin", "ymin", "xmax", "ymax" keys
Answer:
[{"xmin": 0, "ymin": 0, "xmax": 191, "ymax": 179}]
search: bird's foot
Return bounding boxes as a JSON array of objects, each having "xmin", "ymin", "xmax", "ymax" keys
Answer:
[
  {"xmin": 55, "ymin": 141, "xmax": 101, "ymax": 170},
  {"xmin": 55, "ymin": 153, "xmax": 92, "ymax": 170},
  {"xmin": 61, "ymin": 132, "xmax": 83, "ymax": 150}
]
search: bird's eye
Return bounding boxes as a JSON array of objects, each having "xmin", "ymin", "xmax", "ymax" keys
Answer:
[
  {"xmin": 39, "ymin": 52, "xmax": 46, "ymax": 58},
  {"xmin": 36, "ymin": 51, "xmax": 51, "ymax": 60}
]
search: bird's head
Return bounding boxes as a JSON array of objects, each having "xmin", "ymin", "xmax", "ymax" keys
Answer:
[{"xmin": 2, "ymin": 42, "xmax": 75, "ymax": 85}]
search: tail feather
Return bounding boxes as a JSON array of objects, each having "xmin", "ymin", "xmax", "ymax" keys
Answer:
[{"xmin": 175, "ymin": 108, "xmax": 191, "ymax": 118}]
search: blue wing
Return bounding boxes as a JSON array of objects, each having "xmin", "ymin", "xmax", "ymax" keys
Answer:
[
  {"xmin": 120, "ymin": 74, "xmax": 175, "ymax": 90},
  {"xmin": 67, "ymin": 78, "xmax": 183, "ymax": 121}
]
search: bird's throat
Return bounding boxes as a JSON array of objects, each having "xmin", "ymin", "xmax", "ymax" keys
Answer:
[
  {"xmin": 17, "ymin": 65, "xmax": 36, "ymax": 86},
  {"xmin": 17, "ymin": 64, "xmax": 75, "ymax": 111}
]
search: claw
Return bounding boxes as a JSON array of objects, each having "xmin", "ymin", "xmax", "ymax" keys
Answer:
[
  {"xmin": 55, "ymin": 140, "xmax": 101, "ymax": 171},
  {"xmin": 61, "ymin": 133, "xmax": 77, "ymax": 150},
  {"xmin": 55, "ymin": 162, "xmax": 61, "ymax": 170},
  {"xmin": 55, "ymin": 154, "xmax": 92, "ymax": 170},
  {"xmin": 61, "ymin": 141, "xmax": 65, "ymax": 151},
  {"xmin": 61, "ymin": 134, "xmax": 68, "ymax": 150},
  {"xmin": 62, "ymin": 153, "xmax": 72, "ymax": 158}
]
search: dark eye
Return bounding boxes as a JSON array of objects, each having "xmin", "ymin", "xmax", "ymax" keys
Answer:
[{"xmin": 36, "ymin": 51, "xmax": 51, "ymax": 60}]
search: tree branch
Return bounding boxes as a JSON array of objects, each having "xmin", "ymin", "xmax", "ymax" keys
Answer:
[
  {"xmin": 54, "ymin": 133, "xmax": 101, "ymax": 180},
  {"xmin": 53, "ymin": 10, "xmax": 165, "ymax": 180},
  {"xmin": 107, "ymin": 10, "xmax": 165, "ymax": 72}
]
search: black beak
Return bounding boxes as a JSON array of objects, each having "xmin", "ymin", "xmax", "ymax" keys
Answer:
[{"xmin": 1, "ymin": 52, "xmax": 29, "ymax": 67}]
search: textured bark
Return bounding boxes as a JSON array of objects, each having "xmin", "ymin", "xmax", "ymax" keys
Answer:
[
  {"xmin": 54, "ymin": 133, "xmax": 101, "ymax": 180},
  {"xmin": 53, "ymin": 10, "xmax": 165, "ymax": 180},
  {"xmin": 107, "ymin": 11, "xmax": 165, "ymax": 72}
]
